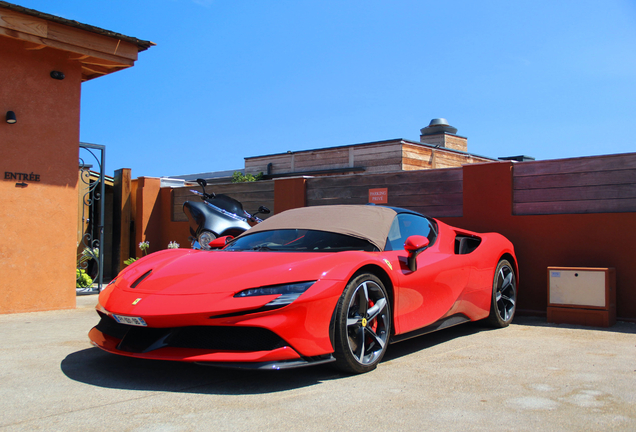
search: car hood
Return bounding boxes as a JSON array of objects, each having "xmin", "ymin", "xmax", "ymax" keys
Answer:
[{"xmin": 109, "ymin": 248, "xmax": 351, "ymax": 296}]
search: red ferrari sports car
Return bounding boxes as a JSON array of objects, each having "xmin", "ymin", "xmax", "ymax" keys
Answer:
[{"xmin": 90, "ymin": 205, "xmax": 517, "ymax": 373}]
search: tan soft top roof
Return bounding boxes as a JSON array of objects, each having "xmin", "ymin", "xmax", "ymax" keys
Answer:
[{"xmin": 244, "ymin": 205, "xmax": 397, "ymax": 251}]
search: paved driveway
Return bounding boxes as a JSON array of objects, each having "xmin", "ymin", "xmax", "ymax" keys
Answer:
[{"xmin": 1, "ymin": 295, "xmax": 634, "ymax": 431}]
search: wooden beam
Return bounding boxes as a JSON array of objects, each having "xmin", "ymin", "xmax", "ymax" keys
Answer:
[
  {"xmin": 81, "ymin": 58, "xmax": 130, "ymax": 68},
  {"xmin": 82, "ymin": 65, "xmax": 129, "ymax": 82},
  {"xmin": 24, "ymin": 42, "xmax": 46, "ymax": 50},
  {"xmin": 0, "ymin": 8, "xmax": 47, "ymax": 38},
  {"xmin": 47, "ymin": 22, "xmax": 139, "ymax": 60},
  {"xmin": 0, "ymin": 26, "xmax": 136, "ymax": 67},
  {"xmin": 2, "ymin": 7, "xmax": 142, "ymax": 82},
  {"xmin": 113, "ymin": 169, "xmax": 132, "ymax": 275},
  {"xmin": 82, "ymin": 64, "xmax": 112, "ymax": 76}
]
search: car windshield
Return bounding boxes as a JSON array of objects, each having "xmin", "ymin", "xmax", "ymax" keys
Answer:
[{"xmin": 225, "ymin": 229, "xmax": 378, "ymax": 252}]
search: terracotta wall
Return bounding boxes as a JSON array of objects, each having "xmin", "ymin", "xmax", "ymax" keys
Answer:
[
  {"xmin": 129, "ymin": 177, "xmax": 190, "ymax": 258},
  {"xmin": 0, "ymin": 37, "xmax": 82, "ymax": 313},
  {"xmin": 441, "ymin": 162, "xmax": 636, "ymax": 321},
  {"xmin": 160, "ymin": 186, "xmax": 191, "ymax": 252}
]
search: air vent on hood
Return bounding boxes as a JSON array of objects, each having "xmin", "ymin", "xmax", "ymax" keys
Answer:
[{"xmin": 131, "ymin": 270, "xmax": 152, "ymax": 288}]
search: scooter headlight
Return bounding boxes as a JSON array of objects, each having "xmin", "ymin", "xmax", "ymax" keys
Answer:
[{"xmin": 198, "ymin": 231, "xmax": 216, "ymax": 250}]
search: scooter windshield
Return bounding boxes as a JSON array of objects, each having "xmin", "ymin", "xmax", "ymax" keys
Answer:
[{"xmin": 209, "ymin": 194, "xmax": 245, "ymax": 216}]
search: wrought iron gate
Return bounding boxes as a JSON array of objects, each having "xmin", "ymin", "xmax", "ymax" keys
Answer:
[{"xmin": 78, "ymin": 142, "xmax": 105, "ymax": 293}]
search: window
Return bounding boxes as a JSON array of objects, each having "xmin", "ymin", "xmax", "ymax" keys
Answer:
[
  {"xmin": 225, "ymin": 229, "xmax": 377, "ymax": 252},
  {"xmin": 384, "ymin": 214, "xmax": 437, "ymax": 251}
]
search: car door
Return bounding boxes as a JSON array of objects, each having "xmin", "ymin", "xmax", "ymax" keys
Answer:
[{"xmin": 386, "ymin": 214, "xmax": 473, "ymax": 335}]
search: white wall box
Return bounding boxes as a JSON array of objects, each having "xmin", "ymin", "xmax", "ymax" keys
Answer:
[{"xmin": 547, "ymin": 267, "xmax": 616, "ymax": 327}]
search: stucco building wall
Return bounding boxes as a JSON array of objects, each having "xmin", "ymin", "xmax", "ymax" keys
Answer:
[
  {"xmin": 0, "ymin": 36, "xmax": 82, "ymax": 312},
  {"xmin": 0, "ymin": 2, "xmax": 152, "ymax": 314}
]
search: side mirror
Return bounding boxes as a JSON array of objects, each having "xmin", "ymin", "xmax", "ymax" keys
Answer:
[
  {"xmin": 209, "ymin": 235, "xmax": 234, "ymax": 249},
  {"xmin": 257, "ymin": 206, "xmax": 271, "ymax": 215},
  {"xmin": 404, "ymin": 235, "xmax": 429, "ymax": 272},
  {"xmin": 196, "ymin": 178, "xmax": 214, "ymax": 199}
]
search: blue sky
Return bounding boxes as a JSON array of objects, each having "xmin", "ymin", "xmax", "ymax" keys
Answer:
[{"xmin": 12, "ymin": 0, "xmax": 636, "ymax": 178}]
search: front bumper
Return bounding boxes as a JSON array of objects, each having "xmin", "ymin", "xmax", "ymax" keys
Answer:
[
  {"xmin": 95, "ymin": 276, "xmax": 345, "ymax": 360},
  {"xmin": 89, "ymin": 315, "xmax": 335, "ymax": 369}
]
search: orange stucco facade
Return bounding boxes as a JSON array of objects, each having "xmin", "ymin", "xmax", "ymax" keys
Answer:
[{"xmin": 0, "ymin": 36, "xmax": 82, "ymax": 313}]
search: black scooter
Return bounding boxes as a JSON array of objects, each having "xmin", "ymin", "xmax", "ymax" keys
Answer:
[{"xmin": 183, "ymin": 178, "xmax": 270, "ymax": 250}]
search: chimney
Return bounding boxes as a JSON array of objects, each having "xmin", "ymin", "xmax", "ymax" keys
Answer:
[{"xmin": 420, "ymin": 118, "xmax": 467, "ymax": 153}]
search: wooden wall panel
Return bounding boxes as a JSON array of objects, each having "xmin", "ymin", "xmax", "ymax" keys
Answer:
[
  {"xmin": 434, "ymin": 151, "xmax": 469, "ymax": 169},
  {"xmin": 245, "ymin": 154, "xmax": 292, "ymax": 175},
  {"xmin": 171, "ymin": 180, "xmax": 275, "ymax": 222},
  {"xmin": 353, "ymin": 144, "xmax": 402, "ymax": 159},
  {"xmin": 352, "ymin": 143, "xmax": 404, "ymax": 174},
  {"xmin": 513, "ymin": 153, "xmax": 636, "ymax": 215},
  {"xmin": 306, "ymin": 168, "xmax": 463, "ymax": 217},
  {"xmin": 294, "ymin": 149, "xmax": 349, "ymax": 171},
  {"xmin": 514, "ymin": 169, "xmax": 636, "ymax": 189},
  {"xmin": 514, "ymin": 153, "xmax": 636, "ymax": 175},
  {"xmin": 402, "ymin": 145, "xmax": 433, "ymax": 170},
  {"xmin": 243, "ymin": 141, "xmax": 489, "ymax": 177},
  {"xmin": 362, "ymin": 164, "xmax": 404, "ymax": 174}
]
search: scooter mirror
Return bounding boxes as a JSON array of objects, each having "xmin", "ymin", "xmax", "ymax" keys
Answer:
[
  {"xmin": 197, "ymin": 178, "xmax": 207, "ymax": 188},
  {"xmin": 258, "ymin": 206, "xmax": 271, "ymax": 214}
]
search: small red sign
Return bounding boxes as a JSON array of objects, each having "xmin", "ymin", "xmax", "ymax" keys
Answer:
[{"xmin": 369, "ymin": 188, "xmax": 388, "ymax": 204}]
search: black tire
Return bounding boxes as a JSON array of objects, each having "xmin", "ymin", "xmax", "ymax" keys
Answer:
[
  {"xmin": 487, "ymin": 259, "xmax": 517, "ymax": 328},
  {"xmin": 333, "ymin": 273, "xmax": 391, "ymax": 374}
]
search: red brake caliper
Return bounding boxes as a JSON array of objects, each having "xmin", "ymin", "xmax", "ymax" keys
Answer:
[{"xmin": 368, "ymin": 300, "xmax": 377, "ymax": 332}]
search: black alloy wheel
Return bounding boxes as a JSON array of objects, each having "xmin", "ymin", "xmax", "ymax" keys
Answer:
[
  {"xmin": 333, "ymin": 273, "xmax": 391, "ymax": 374},
  {"xmin": 487, "ymin": 259, "xmax": 517, "ymax": 328}
]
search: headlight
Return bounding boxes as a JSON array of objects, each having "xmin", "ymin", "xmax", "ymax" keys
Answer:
[
  {"xmin": 234, "ymin": 281, "xmax": 315, "ymax": 307},
  {"xmin": 198, "ymin": 231, "xmax": 216, "ymax": 250}
]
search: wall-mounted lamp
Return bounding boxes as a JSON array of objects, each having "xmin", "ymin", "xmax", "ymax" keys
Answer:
[
  {"xmin": 50, "ymin": 71, "xmax": 65, "ymax": 80},
  {"xmin": 6, "ymin": 111, "xmax": 17, "ymax": 124}
]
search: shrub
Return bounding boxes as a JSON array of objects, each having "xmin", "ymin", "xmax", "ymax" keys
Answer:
[
  {"xmin": 76, "ymin": 268, "xmax": 93, "ymax": 288},
  {"xmin": 232, "ymin": 171, "xmax": 263, "ymax": 183}
]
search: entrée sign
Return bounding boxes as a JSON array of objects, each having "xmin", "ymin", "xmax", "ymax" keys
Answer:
[{"xmin": 4, "ymin": 172, "xmax": 41, "ymax": 182}]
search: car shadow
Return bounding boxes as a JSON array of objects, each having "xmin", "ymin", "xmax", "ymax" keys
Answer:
[
  {"xmin": 382, "ymin": 321, "xmax": 489, "ymax": 362},
  {"xmin": 62, "ymin": 323, "xmax": 490, "ymax": 395},
  {"xmin": 61, "ymin": 347, "xmax": 343, "ymax": 395},
  {"xmin": 510, "ymin": 315, "xmax": 636, "ymax": 334}
]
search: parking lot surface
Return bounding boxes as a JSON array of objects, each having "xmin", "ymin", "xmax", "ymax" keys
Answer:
[{"xmin": 0, "ymin": 294, "xmax": 634, "ymax": 431}]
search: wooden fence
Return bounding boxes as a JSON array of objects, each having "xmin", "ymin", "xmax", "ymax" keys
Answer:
[
  {"xmin": 306, "ymin": 168, "xmax": 463, "ymax": 217},
  {"xmin": 513, "ymin": 153, "xmax": 636, "ymax": 215},
  {"xmin": 169, "ymin": 153, "xmax": 636, "ymax": 222}
]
